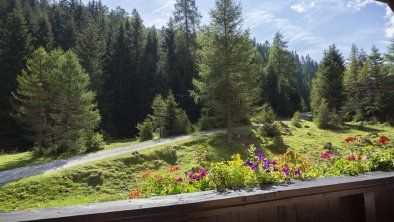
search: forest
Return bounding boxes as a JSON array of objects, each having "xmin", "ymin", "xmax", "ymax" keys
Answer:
[{"xmin": 0, "ymin": 0, "xmax": 393, "ymax": 155}]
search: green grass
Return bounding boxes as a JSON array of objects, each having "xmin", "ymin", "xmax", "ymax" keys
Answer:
[
  {"xmin": 0, "ymin": 138, "xmax": 139, "ymax": 172},
  {"xmin": 0, "ymin": 121, "xmax": 393, "ymax": 212}
]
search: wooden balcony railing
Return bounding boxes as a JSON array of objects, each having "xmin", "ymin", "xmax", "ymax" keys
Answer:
[{"xmin": 1, "ymin": 171, "xmax": 393, "ymax": 222}]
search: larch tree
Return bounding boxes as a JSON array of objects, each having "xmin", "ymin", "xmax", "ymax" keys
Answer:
[{"xmin": 192, "ymin": 0, "xmax": 260, "ymax": 143}]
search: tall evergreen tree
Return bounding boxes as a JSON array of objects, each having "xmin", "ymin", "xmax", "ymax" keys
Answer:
[
  {"xmin": 311, "ymin": 45, "xmax": 345, "ymax": 127},
  {"xmin": 0, "ymin": 0, "xmax": 32, "ymax": 149},
  {"xmin": 173, "ymin": 0, "xmax": 201, "ymax": 46},
  {"xmin": 264, "ymin": 32, "xmax": 299, "ymax": 116},
  {"xmin": 193, "ymin": 0, "xmax": 260, "ymax": 143},
  {"xmin": 14, "ymin": 48, "xmax": 100, "ymax": 155}
]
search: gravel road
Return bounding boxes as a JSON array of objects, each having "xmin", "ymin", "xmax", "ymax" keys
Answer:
[{"xmin": 0, "ymin": 126, "xmax": 257, "ymax": 185}]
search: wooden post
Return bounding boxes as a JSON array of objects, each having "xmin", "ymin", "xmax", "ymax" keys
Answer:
[{"xmin": 364, "ymin": 192, "xmax": 376, "ymax": 222}]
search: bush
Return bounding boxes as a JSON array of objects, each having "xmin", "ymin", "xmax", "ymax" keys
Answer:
[
  {"xmin": 198, "ymin": 109, "xmax": 219, "ymax": 131},
  {"xmin": 252, "ymin": 104, "xmax": 280, "ymax": 138},
  {"xmin": 291, "ymin": 111, "xmax": 301, "ymax": 128},
  {"xmin": 315, "ymin": 99, "xmax": 330, "ymax": 129},
  {"xmin": 174, "ymin": 110, "xmax": 192, "ymax": 135},
  {"xmin": 86, "ymin": 132, "xmax": 105, "ymax": 152},
  {"xmin": 137, "ymin": 118, "xmax": 154, "ymax": 141}
]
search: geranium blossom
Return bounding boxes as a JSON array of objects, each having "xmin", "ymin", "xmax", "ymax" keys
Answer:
[
  {"xmin": 320, "ymin": 151, "xmax": 331, "ymax": 159},
  {"xmin": 168, "ymin": 165, "xmax": 181, "ymax": 173},
  {"xmin": 378, "ymin": 137, "xmax": 390, "ymax": 144},
  {"xmin": 175, "ymin": 177, "xmax": 183, "ymax": 183},
  {"xmin": 347, "ymin": 154, "xmax": 355, "ymax": 161},
  {"xmin": 345, "ymin": 136, "xmax": 357, "ymax": 143}
]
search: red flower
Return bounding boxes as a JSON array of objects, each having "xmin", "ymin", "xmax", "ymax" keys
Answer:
[
  {"xmin": 378, "ymin": 137, "xmax": 390, "ymax": 144},
  {"xmin": 345, "ymin": 136, "xmax": 357, "ymax": 143},
  {"xmin": 320, "ymin": 151, "xmax": 331, "ymax": 159},
  {"xmin": 347, "ymin": 154, "xmax": 355, "ymax": 161},
  {"xmin": 357, "ymin": 155, "xmax": 362, "ymax": 161},
  {"xmin": 128, "ymin": 190, "xmax": 139, "ymax": 199},
  {"xmin": 142, "ymin": 171, "xmax": 151, "ymax": 177},
  {"xmin": 168, "ymin": 165, "xmax": 181, "ymax": 173}
]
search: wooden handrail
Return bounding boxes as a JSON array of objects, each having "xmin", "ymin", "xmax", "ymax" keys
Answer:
[{"xmin": 1, "ymin": 171, "xmax": 393, "ymax": 222}]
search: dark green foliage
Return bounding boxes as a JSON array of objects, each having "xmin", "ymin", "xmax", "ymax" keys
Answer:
[
  {"xmin": 14, "ymin": 48, "xmax": 101, "ymax": 155},
  {"xmin": 311, "ymin": 45, "xmax": 345, "ymax": 128},
  {"xmin": 0, "ymin": 0, "xmax": 32, "ymax": 150}
]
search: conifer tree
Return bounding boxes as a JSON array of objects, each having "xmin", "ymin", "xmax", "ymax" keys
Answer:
[
  {"xmin": 193, "ymin": 0, "xmax": 259, "ymax": 143},
  {"xmin": 0, "ymin": 0, "xmax": 32, "ymax": 149},
  {"xmin": 311, "ymin": 45, "xmax": 345, "ymax": 128},
  {"xmin": 14, "ymin": 48, "xmax": 100, "ymax": 155},
  {"xmin": 173, "ymin": 0, "xmax": 201, "ymax": 46}
]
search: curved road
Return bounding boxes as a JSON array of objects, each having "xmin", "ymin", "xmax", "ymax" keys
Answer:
[{"xmin": 0, "ymin": 126, "xmax": 257, "ymax": 185}]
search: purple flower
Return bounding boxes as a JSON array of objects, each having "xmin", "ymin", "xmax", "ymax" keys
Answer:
[
  {"xmin": 251, "ymin": 163, "xmax": 259, "ymax": 171},
  {"xmin": 188, "ymin": 173, "xmax": 198, "ymax": 180},
  {"xmin": 282, "ymin": 167, "xmax": 289, "ymax": 176},
  {"xmin": 263, "ymin": 160, "xmax": 270, "ymax": 171},
  {"xmin": 199, "ymin": 169, "xmax": 207, "ymax": 178},
  {"xmin": 256, "ymin": 147, "xmax": 261, "ymax": 153},
  {"xmin": 366, "ymin": 152, "xmax": 371, "ymax": 160},
  {"xmin": 258, "ymin": 154, "xmax": 265, "ymax": 161},
  {"xmin": 272, "ymin": 161, "xmax": 277, "ymax": 165},
  {"xmin": 245, "ymin": 160, "xmax": 253, "ymax": 167},
  {"xmin": 244, "ymin": 141, "xmax": 251, "ymax": 147},
  {"xmin": 274, "ymin": 167, "xmax": 278, "ymax": 171},
  {"xmin": 175, "ymin": 177, "xmax": 183, "ymax": 183},
  {"xmin": 295, "ymin": 169, "xmax": 301, "ymax": 176}
]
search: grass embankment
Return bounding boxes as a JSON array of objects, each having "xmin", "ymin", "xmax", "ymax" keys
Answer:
[
  {"xmin": 0, "ymin": 121, "xmax": 393, "ymax": 212},
  {"xmin": 0, "ymin": 139, "xmax": 139, "ymax": 172}
]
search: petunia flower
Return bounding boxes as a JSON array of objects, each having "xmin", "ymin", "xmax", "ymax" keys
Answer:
[
  {"xmin": 258, "ymin": 153, "xmax": 265, "ymax": 161},
  {"xmin": 175, "ymin": 177, "xmax": 183, "ymax": 183},
  {"xmin": 295, "ymin": 169, "xmax": 301, "ymax": 176},
  {"xmin": 244, "ymin": 141, "xmax": 251, "ymax": 147},
  {"xmin": 251, "ymin": 163, "xmax": 259, "ymax": 171},
  {"xmin": 256, "ymin": 147, "xmax": 261, "ymax": 153},
  {"xmin": 282, "ymin": 167, "xmax": 289, "ymax": 176},
  {"xmin": 245, "ymin": 160, "xmax": 253, "ymax": 167}
]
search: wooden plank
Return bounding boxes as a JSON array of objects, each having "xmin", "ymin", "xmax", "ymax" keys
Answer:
[
  {"xmin": 374, "ymin": 189, "xmax": 394, "ymax": 222},
  {"xmin": 312, "ymin": 199, "xmax": 330, "ymax": 222},
  {"xmin": 295, "ymin": 201, "xmax": 315, "ymax": 222},
  {"xmin": 238, "ymin": 209, "xmax": 259, "ymax": 222},
  {"xmin": 328, "ymin": 197, "xmax": 344, "ymax": 222},
  {"xmin": 278, "ymin": 204, "xmax": 296, "ymax": 222},
  {"xmin": 363, "ymin": 192, "xmax": 376, "ymax": 222},
  {"xmin": 258, "ymin": 206, "xmax": 278, "ymax": 222},
  {"xmin": 216, "ymin": 213, "xmax": 233, "ymax": 222}
]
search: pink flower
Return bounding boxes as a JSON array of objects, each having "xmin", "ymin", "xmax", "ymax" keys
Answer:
[
  {"xmin": 175, "ymin": 177, "xmax": 183, "ymax": 183},
  {"xmin": 320, "ymin": 151, "xmax": 331, "ymax": 159}
]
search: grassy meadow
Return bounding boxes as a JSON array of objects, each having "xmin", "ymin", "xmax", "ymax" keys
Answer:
[{"xmin": 0, "ymin": 120, "xmax": 393, "ymax": 212}]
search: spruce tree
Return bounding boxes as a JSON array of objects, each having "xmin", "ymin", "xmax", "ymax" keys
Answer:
[
  {"xmin": 311, "ymin": 45, "xmax": 345, "ymax": 128},
  {"xmin": 0, "ymin": 0, "xmax": 32, "ymax": 149},
  {"xmin": 193, "ymin": 0, "xmax": 260, "ymax": 143},
  {"xmin": 14, "ymin": 48, "xmax": 100, "ymax": 155},
  {"xmin": 173, "ymin": 0, "xmax": 201, "ymax": 46}
]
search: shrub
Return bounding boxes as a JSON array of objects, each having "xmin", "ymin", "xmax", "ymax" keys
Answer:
[
  {"xmin": 315, "ymin": 99, "xmax": 330, "ymax": 129},
  {"xmin": 251, "ymin": 104, "xmax": 280, "ymax": 138},
  {"xmin": 86, "ymin": 132, "xmax": 105, "ymax": 152},
  {"xmin": 137, "ymin": 117, "xmax": 154, "ymax": 141},
  {"xmin": 174, "ymin": 110, "xmax": 191, "ymax": 135},
  {"xmin": 291, "ymin": 111, "xmax": 301, "ymax": 128}
]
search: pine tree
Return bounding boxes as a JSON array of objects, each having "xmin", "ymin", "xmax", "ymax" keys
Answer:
[
  {"xmin": 193, "ymin": 0, "xmax": 260, "ymax": 143},
  {"xmin": 0, "ymin": 0, "xmax": 32, "ymax": 149},
  {"xmin": 311, "ymin": 45, "xmax": 345, "ymax": 128}
]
